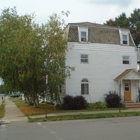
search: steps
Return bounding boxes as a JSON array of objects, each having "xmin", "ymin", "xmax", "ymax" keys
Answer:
[{"xmin": 122, "ymin": 102, "xmax": 140, "ymax": 109}]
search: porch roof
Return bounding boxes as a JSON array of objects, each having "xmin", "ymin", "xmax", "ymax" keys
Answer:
[{"xmin": 114, "ymin": 69, "xmax": 140, "ymax": 80}]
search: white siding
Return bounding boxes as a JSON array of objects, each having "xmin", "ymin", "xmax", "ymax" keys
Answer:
[{"xmin": 66, "ymin": 42, "xmax": 137, "ymax": 103}]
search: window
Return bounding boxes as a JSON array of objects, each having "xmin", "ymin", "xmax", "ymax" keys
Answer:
[
  {"xmin": 81, "ymin": 31, "xmax": 86, "ymax": 42},
  {"xmin": 81, "ymin": 79, "xmax": 89, "ymax": 94},
  {"xmin": 123, "ymin": 56, "xmax": 129, "ymax": 64},
  {"xmin": 123, "ymin": 35, "xmax": 128, "ymax": 44},
  {"xmin": 81, "ymin": 54, "xmax": 88, "ymax": 63},
  {"xmin": 124, "ymin": 83, "xmax": 130, "ymax": 91},
  {"xmin": 78, "ymin": 27, "xmax": 88, "ymax": 42}
]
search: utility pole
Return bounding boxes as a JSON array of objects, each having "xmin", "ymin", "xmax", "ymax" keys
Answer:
[
  {"xmin": 45, "ymin": 75, "xmax": 48, "ymax": 117},
  {"xmin": 119, "ymin": 80, "xmax": 121, "ymax": 113}
]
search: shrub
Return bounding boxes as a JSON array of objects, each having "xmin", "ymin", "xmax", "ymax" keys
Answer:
[
  {"xmin": 87, "ymin": 101, "xmax": 107, "ymax": 110},
  {"xmin": 73, "ymin": 96, "xmax": 87, "ymax": 110},
  {"xmin": 86, "ymin": 103, "xmax": 96, "ymax": 110},
  {"xmin": 61, "ymin": 95, "xmax": 74, "ymax": 110},
  {"xmin": 61, "ymin": 95, "xmax": 87, "ymax": 110},
  {"xmin": 94, "ymin": 101, "xmax": 107, "ymax": 109},
  {"xmin": 105, "ymin": 91, "xmax": 121, "ymax": 108}
]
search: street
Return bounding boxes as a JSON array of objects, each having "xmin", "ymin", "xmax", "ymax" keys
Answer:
[{"xmin": 1, "ymin": 116, "xmax": 140, "ymax": 140}]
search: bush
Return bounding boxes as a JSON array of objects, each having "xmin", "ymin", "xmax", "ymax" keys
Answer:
[
  {"xmin": 61, "ymin": 95, "xmax": 74, "ymax": 110},
  {"xmin": 105, "ymin": 91, "xmax": 121, "ymax": 108},
  {"xmin": 94, "ymin": 101, "xmax": 107, "ymax": 109},
  {"xmin": 73, "ymin": 96, "xmax": 87, "ymax": 110},
  {"xmin": 87, "ymin": 101, "xmax": 107, "ymax": 110},
  {"xmin": 61, "ymin": 95, "xmax": 87, "ymax": 110}
]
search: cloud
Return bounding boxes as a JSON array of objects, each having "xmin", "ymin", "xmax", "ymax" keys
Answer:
[{"xmin": 77, "ymin": 0, "xmax": 133, "ymax": 7}]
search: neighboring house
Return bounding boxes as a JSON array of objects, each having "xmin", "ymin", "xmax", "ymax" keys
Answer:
[{"xmin": 64, "ymin": 22, "xmax": 140, "ymax": 103}]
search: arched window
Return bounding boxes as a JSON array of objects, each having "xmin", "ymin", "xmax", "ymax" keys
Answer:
[{"xmin": 81, "ymin": 78, "xmax": 89, "ymax": 94}]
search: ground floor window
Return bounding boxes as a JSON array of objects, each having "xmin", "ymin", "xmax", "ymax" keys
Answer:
[{"xmin": 81, "ymin": 78, "xmax": 89, "ymax": 94}]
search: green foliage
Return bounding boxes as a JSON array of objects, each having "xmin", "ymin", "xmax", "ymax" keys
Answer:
[
  {"xmin": 62, "ymin": 95, "xmax": 87, "ymax": 110},
  {"xmin": 87, "ymin": 101, "xmax": 107, "ymax": 110},
  {"xmin": 104, "ymin": 8, "xmax": 140, "ymax": 46},
  {"xmin": 0, "ymin": 7, "xmax": 71, "ymax": 107},
  {"xmin": 105, "ymin": 91, "xmax": 121, "ymax": 108},
  {"xmin": 0, "ymin": 100, "xmax": 5, "ymax": 118}
]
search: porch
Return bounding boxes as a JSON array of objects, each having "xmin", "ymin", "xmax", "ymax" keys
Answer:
[{"xmin": 114, "ymin": 69, "xmax": 140, "ymax": 102}]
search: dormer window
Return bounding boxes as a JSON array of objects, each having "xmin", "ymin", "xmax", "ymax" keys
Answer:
[
  {"xmin": 123, "ymin": 35, "xmax": 128, "ymax": 44},
  {"xmin": 78, "ymin": 27, "xmax": 88, "ymax": 42},
  {"xmin": 81, "ymin": 31, "xmax": 86, "ymax": 42}
]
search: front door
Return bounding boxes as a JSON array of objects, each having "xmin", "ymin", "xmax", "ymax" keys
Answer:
[{"xmin": 124, "ymin": 80, "xmax": 131, "ymax": 101}]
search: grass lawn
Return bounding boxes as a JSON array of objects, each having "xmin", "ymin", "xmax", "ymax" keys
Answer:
[
  {"xmin": 0, "ymin": 100, "xmax": 5, "ymax": 118},
  {"xmin": 10, "ymin": 98, "xmax": 59, "ymax": 116},
  {"xmin": 28, "ymin": 111, "xmax": 140, "ymax": 122},
  {"xmin": 9, "ymin": 98, "xmax": 140, "ymax": 122},
  {"xmin": 10, "ymin": 97, "xmax": 125, "ymax": 116}
]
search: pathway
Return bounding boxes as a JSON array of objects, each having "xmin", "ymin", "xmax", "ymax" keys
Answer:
[{"xmin": 2, "ymin": 97, "xmax": 28, "ymax": 123}]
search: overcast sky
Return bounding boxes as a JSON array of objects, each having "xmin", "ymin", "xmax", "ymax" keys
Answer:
[{"xmin": 0, "ymin": 0, "xmax": 140, "ymax": 25}]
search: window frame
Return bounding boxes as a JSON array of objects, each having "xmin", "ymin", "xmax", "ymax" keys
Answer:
[
  {"xmin": 81, "ymin": 54, "xmax": 88, "ymax": 63},
  {"xmin": 122, "ymin": 56, "xmax": 130, "ymax": 64},
  {"xmin": 122, "ymin": 34, "xmax": 128, "ymax": 45},
  {"xmin": 81, "ymin": 31, "xmax": 87, "ymax": 42},
  {"xmin": 78, "ymin": 27, "xmax": 88, "ymax": 42},
  {"xmin": 81, "ymin": 78, "xmax": 89, "ymax": 95}
]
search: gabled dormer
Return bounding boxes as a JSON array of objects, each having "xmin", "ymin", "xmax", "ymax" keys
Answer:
[
  {"xmin": 119, "ymin": 29, "xmax": 135, "ymax": 46},
  {"xmin": 78, "ymin": 27, "xmax": 88, "ymax": 42}
]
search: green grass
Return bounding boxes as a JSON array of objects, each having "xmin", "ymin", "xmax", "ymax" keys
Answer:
[
  {"xmin": 28, "ymin": 111, "xmax": 140, "ymax": 122},
  {"xmin": 10, "ymin": 97, "xmax": 127, "ymax": 116},
  {"xmin": 0, "ymin": 100, "xmax": 5, "ymax": 118}
]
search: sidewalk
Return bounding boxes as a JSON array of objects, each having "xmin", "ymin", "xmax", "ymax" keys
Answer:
[
  {"xmin": 2, "ymin": 96, "xmax": 28, "ymax": 123},
  {"xmin": 2, "ymin": 97, "xmax": 140, "ymax": 123},
  {"xmin": 29, "ymin": 108, "xmax": 140, "ymax": 119}
]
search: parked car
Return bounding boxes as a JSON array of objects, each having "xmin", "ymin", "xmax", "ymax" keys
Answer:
[{"xmin": 10, "ymin": 92, "xmax": 20, "ymax": 97}]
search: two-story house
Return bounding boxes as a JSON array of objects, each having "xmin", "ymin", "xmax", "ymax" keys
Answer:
[{"xmin": 64, "ymin": 22, "xmax": 140, "ymax": 103}]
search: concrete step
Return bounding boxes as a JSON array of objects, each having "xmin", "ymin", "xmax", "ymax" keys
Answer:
[{"xmin": 122, "ymin": 102, "xmax": 140, "ymax": 109}]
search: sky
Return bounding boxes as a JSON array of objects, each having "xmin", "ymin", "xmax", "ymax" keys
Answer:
[{"xmin": 0, "ymin": 0, "xmax": 140, "ymax": 25}]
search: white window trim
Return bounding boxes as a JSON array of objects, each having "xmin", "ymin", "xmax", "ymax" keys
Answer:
[
  {"xmin": 78, "ymin": 26, "xmax": 88, "ymax": 42},
  {"xmin": 122, "ymin": 34, "xmax": 129, "ymax": 45},
  {"xmin": 119, "ymin": 29, "xmax": 129, "ymax": 45},
  {"xmin": 122, "ymin": 56, "xmax": 130, "ymax": 64},
  {"xmin": 81, "ymin": 54, "xmax": 88, "ymax": 63},
  {"xmin": 81, "ymin": 78, "xmax": 89, "ymax": 95}
]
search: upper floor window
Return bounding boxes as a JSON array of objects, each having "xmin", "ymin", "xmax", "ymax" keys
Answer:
[
  {"xmin": 81, "ymin": 54, "xmax": 88, "ymax": 63},
  {"xmin": 123, "ymin": 35, "xmax": 128, "ymax": 44},
  {"xmin": 122, "ymin": 56, "xmax": 129, "ymax": 64},
  {"xmin": 81, "ymin": 78, "xmax": 89, "ymax": 95},
  {"xmin": 81, "ymin": 31, "xmax": 86, "ymax": 42},
  {"xmin": 78, "ymin": 27, "xmax": 88, "ymax": 42}
]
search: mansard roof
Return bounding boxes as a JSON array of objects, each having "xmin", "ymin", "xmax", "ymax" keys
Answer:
[{"xmin": 67, "ymin": 22, "xmax": 135, "ymax": 46}]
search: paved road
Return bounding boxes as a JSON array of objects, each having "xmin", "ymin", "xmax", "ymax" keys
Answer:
[{"xmin": 1, "ymin": 116, "xmax": 140, "ymax": 140}]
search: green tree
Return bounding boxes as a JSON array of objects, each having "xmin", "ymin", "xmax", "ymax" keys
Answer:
[
  {"xmin": 104, "ymin": 9, "xmax": 140, "ymax": 46},
  {"xmin": 0, "ymin": 7, "xmax": 71, "ymax": 107},
  {"xmin": 0, "ymin": 7, "xmax": 46, "ymax": 107},
  {"xmin": 42, "ymin": 11, "xmax": 71, "ymax": 103}
]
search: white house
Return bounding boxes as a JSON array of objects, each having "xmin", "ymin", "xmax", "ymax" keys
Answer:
[{"xmin": 64, "ymin": 22, "xmax": 140, "ymax": 103}]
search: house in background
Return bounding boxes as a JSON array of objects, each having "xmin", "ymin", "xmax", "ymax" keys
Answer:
[{"xmin": 64, "ymin": 22, "xmax": 140, "ymax": 103}]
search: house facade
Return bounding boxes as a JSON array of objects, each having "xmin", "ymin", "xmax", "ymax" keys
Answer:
[{"xmin": 64, "ymin": 22, "xmax": 140, "ymax": 103}]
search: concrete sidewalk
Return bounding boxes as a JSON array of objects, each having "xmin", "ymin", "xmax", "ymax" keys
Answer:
[
  {"xmin": 2, "ymin": 97, "xmax": 28, "ymax": 123},
  {"xmin": 29, "ymin": 108, "xmax": 140, "ymax": 119}
]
